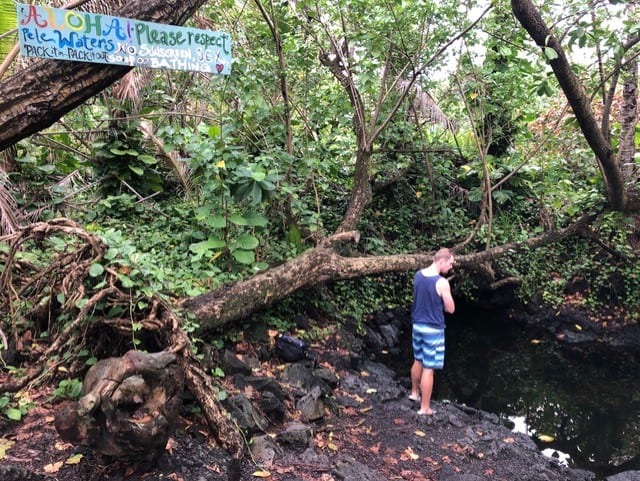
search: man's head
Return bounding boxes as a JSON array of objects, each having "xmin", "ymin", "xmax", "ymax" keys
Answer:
[{"xmin": 433, "ymin": 248, "xmax": 455, "ymax": 274}]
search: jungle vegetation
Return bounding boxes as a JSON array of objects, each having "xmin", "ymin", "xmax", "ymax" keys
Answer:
[{"xmin": 0, "ymin": 0, "xmax": 639, "ymax": 457}]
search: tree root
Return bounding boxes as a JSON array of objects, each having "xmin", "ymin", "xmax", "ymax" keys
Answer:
[{"xmin": 0, "ymin": 218, "xmax": 244, "ymax": 459}]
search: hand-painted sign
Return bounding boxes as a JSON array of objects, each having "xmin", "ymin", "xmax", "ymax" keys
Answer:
[{"xmin": 17, "ymin": 3, "xmax": 232, "ymax": 74}]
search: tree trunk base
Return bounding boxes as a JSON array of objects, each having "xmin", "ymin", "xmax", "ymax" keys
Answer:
[{"xmin": 54, "ymin": 350, "xmax": 183, "ymax": 470}]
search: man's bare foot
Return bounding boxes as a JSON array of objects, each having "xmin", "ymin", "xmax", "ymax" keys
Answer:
[{"xmin": 417, "ymin": 408, "xmax": 436, "ymax": 416}]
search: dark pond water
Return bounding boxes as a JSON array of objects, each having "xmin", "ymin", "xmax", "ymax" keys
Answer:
[{"xmin": 392, "ymin": 312, "xmax": 640, "ymax": 480}]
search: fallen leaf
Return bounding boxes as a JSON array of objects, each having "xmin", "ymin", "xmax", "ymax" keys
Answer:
[
  {"xmin": 574, "ymin": 324, "xmax": 582, "ymax": 331},
  {"xmin": 252, "ymin": 470, "xmax": 271, "ymax": 477},
  {"xmin": 65, "ymin": 453, "xmax": 83, "ymax": 465},
  {"xmin": 327, "ymin": 442, "xmax": 338, "ymax": 451},
  {"xmin": 381, "ymin": 454, "xmax": 397, "ymax": 465},
  {"xmin": 204, "ymin": 464, "xmax": 222, "ymax": 473},
  {"xmin": 503, "ymin": 437, "xmax": 515, "ymax": 443},
  {"xmin": 0, "ymin": 438, "xmax": 15, "ymax": 459},
  {"xmin": 538, "ymin": 434, "xmax": 555, "ymax": 443},
  {"xmin": 414, "ymin": 430, "xmax": 426, "ymax": 437},
  {"xmin": 44, "ymin": 461, "xmax": 63, "ymax": 473},
  {"xmin": 452, "ymin": 443, "xmax": 467, "ymax": 453},
  {"xmin": 402, "ymin": 446, "xmax": 419, "ymax": 460},
  {"xmin": 166, "ymin": 437, "xmax": 177, "ymax": 455},
  {"xmin": 54, "ymin": 441, "xmax": 71, "ymax": 451},
  {"xmin": 359, "ymin": 406, "xmax": 372, "ymax": 413},
  {"xmin": 365, "ymin": 388, "xmax": 377, "ymax": 394},
  {"xmin": 530, "ymin": 339, "xmax": 542, "ymax": 344}
]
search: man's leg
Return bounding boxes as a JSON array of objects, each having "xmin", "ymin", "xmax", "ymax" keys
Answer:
[
  {"xmin": 410, "ymin": 360, "xmax": 423, "ymax": 399},
  {"xmin": 419, "ymin": 368, "xmax": 435, "ymax": 414}
]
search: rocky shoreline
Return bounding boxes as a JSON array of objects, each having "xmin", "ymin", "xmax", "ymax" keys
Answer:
[{"xmin": 219, "ymin": 302, "xmax": 640, "ymax": 481}]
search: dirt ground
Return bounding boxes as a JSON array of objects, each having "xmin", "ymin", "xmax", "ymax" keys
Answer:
[
  {"xmin": 0, "ymin": 337, "xmax": 591, "ymax": 481},
  {"xmin": 0, "ymin": 387, "xmax": 561, "ymax": 481}
]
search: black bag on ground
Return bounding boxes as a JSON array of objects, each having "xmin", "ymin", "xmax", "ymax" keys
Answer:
[{"xmin": 275, "ymin": 334, "xmax": 308, "ymax": 362}]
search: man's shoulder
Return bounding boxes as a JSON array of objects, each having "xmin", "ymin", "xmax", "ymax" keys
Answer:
[{"xmin": 419, "ymin": 266, "xmax": 437, "ymax": 276}]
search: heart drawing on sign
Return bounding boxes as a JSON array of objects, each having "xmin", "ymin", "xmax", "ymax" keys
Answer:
[{"xmin": 216, "ymin": 64, "xmax": 224, "ymax": 73}]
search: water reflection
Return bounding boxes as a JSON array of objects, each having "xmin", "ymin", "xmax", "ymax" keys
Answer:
[
  {"xmin": 508, "ymin": 414, "xmax": 571, "ymax": 465},
  {"xmin": 431, "ymin": 315, "xmax": 640, "ymax": 478}
]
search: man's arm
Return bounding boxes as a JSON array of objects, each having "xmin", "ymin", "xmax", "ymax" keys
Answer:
[{"xmin": 437, "ymin": 278, "xmax": 455, "ymax": 314}]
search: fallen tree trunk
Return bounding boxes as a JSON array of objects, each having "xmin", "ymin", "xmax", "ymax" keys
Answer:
[{"xmin": 182, "ymin": 213, "xmax": 598, "ymax": 330}]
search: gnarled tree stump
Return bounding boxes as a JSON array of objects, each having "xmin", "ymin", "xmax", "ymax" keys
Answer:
[{"xmin": 54, "ymin": 350, "xmax": 183, "ymax": 470}]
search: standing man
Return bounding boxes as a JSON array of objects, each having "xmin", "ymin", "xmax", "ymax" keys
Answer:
[{"xmin": 410, "ymin": 248, "xmax": 455, "ymax": 415}]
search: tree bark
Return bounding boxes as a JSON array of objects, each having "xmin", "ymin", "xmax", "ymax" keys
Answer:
[
  {"xmin": 620, "ymin": 57, "xmax": 638, "ymax": 180},
  {"xmin": 619, "ymin": 2, "xmax": 639, "ymax": 182},
  {"xmin": 0, "ymin": 0, "xmax": 208, "ymax": 152},
  {"xmin": 510, "ymin": 0, "xmax": 628, "ymax": 211}
]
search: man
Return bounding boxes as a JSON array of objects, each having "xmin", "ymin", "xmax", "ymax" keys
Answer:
[{"xmin": 409, "ymin": 248, "xmax": 455, "ymax": 415}]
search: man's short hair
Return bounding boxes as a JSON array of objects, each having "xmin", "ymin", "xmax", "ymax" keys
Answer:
[{"xmin": 434, "ymin": 248, "xmax": 452, "ymax": 262}]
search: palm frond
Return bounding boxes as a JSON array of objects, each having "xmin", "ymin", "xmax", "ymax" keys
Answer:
[
  {"xmin": 399, "ymin": 79, "xmax": 457, "ymax": 132},
  {"xmin": 0, "ymin": 0, "xmax": 18, "ymax": 60},
  {"xmin": 49, "ymin": 170, "xmax": 100, "ymax": 211},
  {"xmin": 0, "ymin": 169, "xmax": 20, "ymax": 235},
  {"xmin": 112, "ymin": 69, "xmax": 154, "ymax": 114},
  {"xmin": 139, "ymin": 121, "xmax": 195, "ymax": 199}
]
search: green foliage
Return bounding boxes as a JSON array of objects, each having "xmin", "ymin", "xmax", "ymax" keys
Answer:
[
  {"xmin": 51, "ymin": 378, "xmax": 83, "ymax": 401},
  {"xmin": 262, "ymin": 312, "xmax": 296, "ymax": 333},
  {"xmin": 0, "ymin": 392, "xmax": 33, "ymax": 422},
  {"xmin": 93, "ymin": 119, "xmax": 165, "ymax": 197},
  {"xmin": 89, "ymin": 203, "xmax": 222, "ymax": 298},
  {"xmin": 495, "ymin": 213, "xmax": 640, "ymax": 312},
  {"xmin": 321, "ymin": 274, "xmax": 413, "ymax": 327},
  {"xmin": 3, "ymin": 0, "xmax": 639, "ymax": 358}
]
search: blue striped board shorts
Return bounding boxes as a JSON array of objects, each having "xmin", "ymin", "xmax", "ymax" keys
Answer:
[{"xmin": 412, "ymin": 324, "xmax": 445, "ymax": 369}]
